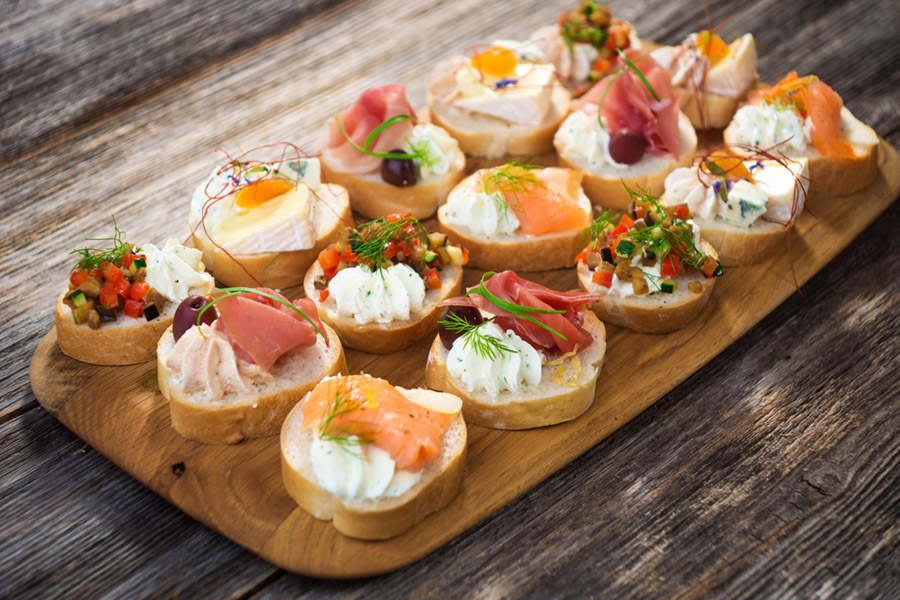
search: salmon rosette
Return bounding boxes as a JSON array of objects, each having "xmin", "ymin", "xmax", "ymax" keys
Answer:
[
  {"xmin": 157, "ymin": 287, "xmax": 346, "ymax": 444},
  {"xmin": 574, "ymin": 185, "xmax": 723, "ymax": 334},
  {"xmin": 724, "ymin": 72, "xmax": 879, "ymax": 196},
  {"xmin": 320, "ymin": 84, "xmax": 465, "ymax": 219},
  {"xmin": 554, "ymin": 49, "xmax": 698, "ymax": 209},
  {"xmin": 279, "ymin": 374, "xmax": 467, "ymax": 540},
  {"xmin": 425, "ymin": 271, "xmax": 607, "ymax": 429},
  {"xmin": 426, "ymin": 44, "xmax": 571, "ymax": 157},
  {"xmin": 188, "ymin": 143, "xmax": 351, "ymax": 289},
  {"xmin": 661, "ymin": 147, "xmax": 809, "ymax": 266},
  {"xmin": 436, "ymin": 162, "xmax": 593, "ymax": 272},
  {"xmin": 304, "ymin": 214, "xmax": 467, "ymax": 354},
  {"xmin": 650, "ymin": 30, "xmax": 758, "ymax": 129}
]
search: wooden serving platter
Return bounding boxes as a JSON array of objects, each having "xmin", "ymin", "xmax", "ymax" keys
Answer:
[{"xmin": 30, "ymin": 140, "xmax": 899, "ymax": 578}]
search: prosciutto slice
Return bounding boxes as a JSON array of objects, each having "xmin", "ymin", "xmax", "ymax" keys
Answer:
[
  {"xmin": 573, "ymin": 49, "xmax": 682, "ymax": 159},
  {"xmin": 442, "ymin": 271, "xmax": 602, "ymax": 354},
  {"xmin": 322, "ymin": 84, "xmax": 416, "ymax": 174},
  {"xmin": 214, "ymin": 288, "xmax": 325, "ymax": 371}
]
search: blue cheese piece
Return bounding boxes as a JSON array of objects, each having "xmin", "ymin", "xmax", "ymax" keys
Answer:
[{"xmin": 723, "ymin": 180, "xmax": 768, "ymax": 227}]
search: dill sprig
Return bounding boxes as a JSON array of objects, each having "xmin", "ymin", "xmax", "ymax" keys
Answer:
[
  {"xmin": 481, "ymin": 159, "xmax": 545, "ymax": 218},
  {"xmin": 349, "ymin": 215, "xmax": 429, "ymax": 271},
  {"xmin": 317, "ymin": 389, "xmax": 376, "ymax": 454},
  {"xmin": 69, "ymin": 219, "xmax": 135, "ymax": 272},
  {"xmin": 438, "ymin": 313, "xmax": 514, "ymax": 361},
  {"xmin": 596, "ymin": 51, "xmax": 660, "ymax": 130},
  {"xmin": 466, "ymin": 272, "xmax": 568, "ymax": 341},
  {"xmin": 580, "ymin": 209, "xmax": 617, "ymax": 249}
]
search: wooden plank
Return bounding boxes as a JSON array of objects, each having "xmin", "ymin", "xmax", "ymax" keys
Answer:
[{"xmin": 27, "ymin": 140, "xmax": 900, "ymax": 577}]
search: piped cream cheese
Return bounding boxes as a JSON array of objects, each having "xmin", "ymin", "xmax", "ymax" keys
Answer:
[
  {"xmin": 446, "ymin": 322, "xmax": 542, "ymax": 395},
  {"xmin": 554, "ymin": 110, "xmax": 628, "ymax": 172},
  {"xmin": 731, "ymin": 103, "xmax": 810, "ymax": 154},
  {"xmin": 403, "ymin": 123, "xmax": 459, "ymax": 181},
  {"xmin": 143, "ymin": 239, "xmax": 214, "ymax": 302},
  {"xmin": 327, "ymin": 263, "xmax": 427, "ymax": 324},
  {"xmin": 442, "ymin": 187, "xmax": 520, "ymax": 236}
]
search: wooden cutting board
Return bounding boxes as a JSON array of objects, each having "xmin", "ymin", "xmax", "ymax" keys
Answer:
[{"xmin": 30, "ymin": 139, "xmax": 900, "ymax": 578}]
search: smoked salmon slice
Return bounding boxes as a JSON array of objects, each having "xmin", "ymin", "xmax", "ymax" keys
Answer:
[{"xmin": 301, "ymin": 375, "xmax": 452, "ymax": 472}]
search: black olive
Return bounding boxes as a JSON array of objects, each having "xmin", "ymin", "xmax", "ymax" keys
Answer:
[
  {"xmin": 381, "ymin": 149, "xmax": 418, "ymax": 187},
  {"xmin": 599, "ymin": 247, "xmax": 614, "ymax": 264},
  {"xmin": 438, "ymin": 305, "xmax": 484, "ymax": 350},
  {"xmin": 609, "ymin": 130, "xmax": 646, "ymax": 165},
  {"xmin": 173, "ymin": 295, "xmax": 217, "ymax": 342}
]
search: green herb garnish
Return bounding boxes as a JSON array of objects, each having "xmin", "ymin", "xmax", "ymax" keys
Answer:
[
  {"xmin": 349, "ymin": 215, "xmax": 429, "ymax": 271},
  {"xmin": 438, "ymin": 313, "xmax": 514, "ymax": 361},
  {"xmin": 335, "ymin": 114, "xmax": 429, "ymax": 162},
  {"xmin": 69, "ymin": 219, "xmax": 136, "ymax": 272},
  {"xmin": 615, "ymin": 49, "xmax": 660, "ymax": 101},
  {"xmin": 196, "ymin": 287, "xmax": 328, "ymax": 342},
  {"xmin": 480, "ymin": 159, "xmax": 545, "ymax": 219},
  {"xmin": 466, "ymin": 272, "xmax": 568, "ymax": 341},
  {"xmin": 580, "ymin": 209, "xmax": 616, "ymax": 248},
  {"xmin": 317, "ymin": 389, "xmax": 376, "ymax": 455}
]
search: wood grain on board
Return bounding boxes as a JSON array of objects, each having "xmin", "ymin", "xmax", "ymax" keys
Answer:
[
  {"xmin": 3, "ymin": 0, "xmax": 900, "ymax": 596},
  {"xmin": 28, "ymin": 141, "xmax": 900, "ymax": 577}
]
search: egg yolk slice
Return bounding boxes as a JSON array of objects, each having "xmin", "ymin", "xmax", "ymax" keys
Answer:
[
  {"xmin": 236, "ymin": 178, "xmax": 295, "ymax": 208},
  {"xmin": 471, "ymin": 46, "xmax": 518, "ymax": 78}
]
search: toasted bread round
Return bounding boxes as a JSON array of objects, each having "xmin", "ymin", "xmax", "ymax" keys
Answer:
[
  {"xmin": 157, "ymin": 322, "xmax": 347, "ymax": 444},
  {"xmin": 680, "ymin": 86, "xmax": 750, "ymax": 130},
  {"xmin": 557, "ymin": 112, "xmax": 697, "ymax": 210},
  {"xmin": 190, "ymin": 184, "xmax": 352, "ymax": 290},
  {"xmin": 576, "ymin": 241, "xmax": 718, "ymax": 333},
  {"xmin": 695, "ymin": 217, "xmax": 791, "ymax": 267},
  {"xmin": 723, "ymin": 106, "xmax": 878, "ymax": 198},
  {"xmin": 436, "ymin": 170, "xmax": 592, "ymax": 272},
  {"xmin": 303, "ymin": 258, "xmax": 463, "ymax": 354},
  {"xmin": 56, "ymin": 288, "xmax": 180, "ymax": 365},
  {"xmin": 425, "ymin": 311, "xmax": 606, "ymax": 429},
  {"xmin": 321, "ymin": 150, "xmax": 465, "ymax": 220},
  {"xmin": 280, "ymin": 390, "xmax": 467, "ymax": 540},
  {"xmin": 427, "ymin": 81, "xmax": 571, "ymax": 158}
]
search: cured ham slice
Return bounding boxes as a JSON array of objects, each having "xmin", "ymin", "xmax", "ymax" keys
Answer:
[
  {"xmin": 443, "ymin": 271, "xmax": 602, "ymax": 354},
  {"xmin": 573, "ymin": 49, "xmax": 682, "ymax": 158},
  {"xmin": 214, "ymin": 288, "xmax": 324, "ymax": 371},
  {"xmin": 301, "ymin": 375, "xmax": 453, "ymax": 472},
  {"xmin": 323, "ymin": 84, "xmax": 417, "ymax": 174}
]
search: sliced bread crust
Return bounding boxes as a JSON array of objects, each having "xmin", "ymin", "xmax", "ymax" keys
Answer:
[
  {"xmin": 557, "ymin": 112, "xmax": 698, "ymax": 210},
  {"xmin": 321, "ymin": 150, "xmax": 466, "ymax": 220},
  {"xmin": 695, "ymin": 217, "xmax": 791, "ymax": 267},
  {"xmin": 280, "ymin": 391, "xmax": 466, "ymax": 540},
  {"xmin": 723, "ymin": 106, "xmax": 879, "ymax": 198},
  {"xmin": 303, "ymin": 258, "xmax": 464, "ymax": 354},
  {"xmin": 425, "ymin": 311, "xmax": 606, "ymax": 429},
  {"xmin": 158, "ymin": 322, "xmax": 347, "ymax": 444},
  {"xmin": 575, "ymin": 240, "xmax": 718, "ymax": 334},
  {"xmin": 190, "ymin": 183, "xmax": 352, "ymax": 290}
]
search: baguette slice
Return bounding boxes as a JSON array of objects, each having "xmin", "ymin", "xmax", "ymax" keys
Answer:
[
  {"xmin": 680, "ymin": 80, "xmax": 757, "ymax": 130},
  {"xmin": 425, "ymin": 311, "xmax": 606, "ymax": 429},
  {"xmin": 157, "ymin": 322, "xmax": 347, "ymax": 444},
  {"xmin": 557, "ymin": 112, "xmax": 697, "ymax": 210},
  {"xmin": 190, "ymin": 183, "xmax": 351, "ymax": 290},
  {"xmin": 56, "ymin": 288, "xmax": 181, "ymax": 365},
  {"xmin": 303, "ymin": 258, "xmax": 463, "ymax": 354},
  {"xmin": 694, "ymin": 217, "xmax": 790, "ymax": 267},
  {"xmin": 281, "ymin": 388, "xmax": 466, "ymax": 540},
  {"xmin": 428, "ymin": 80, "xmax": 571, "ymax": 158},
  {"xmin": 321, "ymin": 150, "xmax": 466, "ymax": 220},
  {"xmin": 723, "ymin": 106, "xmax": 878, "ymax": 198},
  {"xmin": 576, "ymin": 241, "xmax": 718, "ymax": 334},
  {"xmin": 436, "ymin": 173, "xmax": 592, "ymax": 272}
]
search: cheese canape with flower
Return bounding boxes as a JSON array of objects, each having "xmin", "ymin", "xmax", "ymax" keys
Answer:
[
  {"xmin": 724, "ymin": 72, "xmax": 879, "ymax": 197},
  {"xmin": 575, "ymin": 186, "xmax": 723, "ymax": 334},
  {"xmin": 437, "ymin": 161, "xmax": 592, "ymax": 271},
  {"xmin": 280, "ymin": 374, "xmax": 466, "ymax": 540},
  {"xmin": 303, "ymin": 214, "xmax": 466, "ymax": 354},
  {"xmin": 662, "ymin": 147, "xmax": 809, "ymax": 266},
  {"xmin": 425, "ymin": 271, "xmax": 606, "ymax": 430},
  {"xmin": 650, "ymin": 30, "xmax": 758, "ymax": 129},
  {"xmin": 189, "ymin": 144, "xmax": 351, "ymax": 289},
  {"xmin": 525, "ymin": 1, "xmax": 641, "ymax": 96},
  {"xmin": 554, "ymin": 49, "xmax": 697, "ymax": 210},
  {"xmin": 56, "ymin": 222, "xmax": 214, "ymax": 365},
  {"xmin": 321, "ymin": 84, "xmax": 465, "ymax": 219},
  {"xmin": 157, "ymin": 287, "xmax": 346, "ymax": 444},
  {"xmin": 427, "ymin": 44, "xmax": 570, "ymax": 157}
]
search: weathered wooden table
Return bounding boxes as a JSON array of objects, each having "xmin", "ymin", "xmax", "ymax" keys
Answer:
[{"xmin": 2, "ymin": 0, "xmax": 899, "ymax": 597}]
